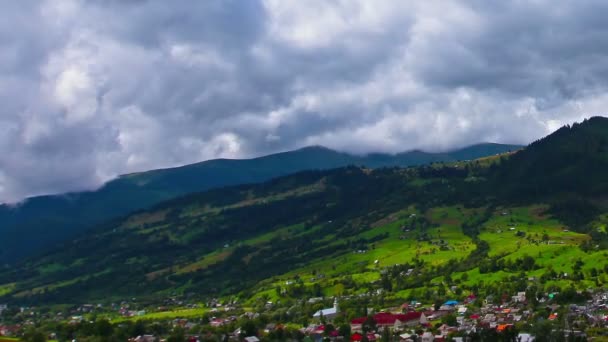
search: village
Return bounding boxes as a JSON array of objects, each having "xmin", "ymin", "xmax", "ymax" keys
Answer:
[{"xmin": 2, "ymin": 287, "xmax": 608, "ymax": 341}]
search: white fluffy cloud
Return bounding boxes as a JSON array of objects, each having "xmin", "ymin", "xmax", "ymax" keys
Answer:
[{"xmin": 0, "ymin": 0, "xmax": 606, "ymax": 202}]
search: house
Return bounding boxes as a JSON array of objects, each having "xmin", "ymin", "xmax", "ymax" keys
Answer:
[
  {"xmin": 130, "ymin": 335, "xmax": 156, "ymax": 342},
  {"xmin": 439, "ymin": 300, "xmax": 458, "ymax": 311},
  {"xmin": 264, "ymin": 323, "xmax": 277, "ymax": 333},
  {"xmin": 482, "ymin": 314, "xmax": 496, "ymax": 323},
  {"xmin": 350, "ymin": 332, "xmax": 364, "ymax": 341},
  {"xmin": 437, "ymin": 324, "xmax": 457, "ymax": 336},
  {"xmin": 517, "ymin": 333, "xmax": 535, "ymax": 342},
  {"xmin": 311, "ymin": 324, "xmax": 327, "ymax": 339},
  {"xmin": 497, "ymin": 324, "xmax": 514, "ymax": 332},
  {"xmin": 421, "ymin": 332, "xmax": 434, "ymax": 342},
  {"xmin": 350, "ymin": 332, "xmax": 379, "ymax": 341},
  {"xmin": 308, "ymin": 297, "xmax": 323, "ymax": 304},
  {"xmin": 512, "ymin": 292, "xmax": 526, "ymax": 303},
  {"xmin": 425, "ymin": 309, "xmax": 449, "ymax": 320},
  {"xmin": 70, "ymin": 316, "xmax": 84, "ymax": 324},
  {"xmin": 210, "ymin": 318, "xmax": 226, "ymax": 327},
  {"xmin": 313, "ymin": 298, "xmax": 339, "ymax": 321},
  {"xmin": 80, "ymin": 304, "xmax": 95, "ymax": 312},
  {"xmin": 399, "ymin": 333, "xmax": 416, "ymax": 342}
]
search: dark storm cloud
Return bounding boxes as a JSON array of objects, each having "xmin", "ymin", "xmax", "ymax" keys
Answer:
[
  {"xmin": 0, "ymin": 0, "xmax": 606, "ymax": 202},
  {"xmin": 415, "ymin": 1, "xmax": 608, "ymax": 101}
]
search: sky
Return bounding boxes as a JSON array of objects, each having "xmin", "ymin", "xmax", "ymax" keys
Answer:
[{"xmin": 1, "ymin": 0, "xmax": 607, "ymax": 203}]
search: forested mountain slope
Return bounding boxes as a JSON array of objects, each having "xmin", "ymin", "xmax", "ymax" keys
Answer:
[{"xmin": 0, "ymin": 143, "xmax": 520, "ymax": 264}]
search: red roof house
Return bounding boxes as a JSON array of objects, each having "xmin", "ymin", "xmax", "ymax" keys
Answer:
[
  {"xmin": 351, "ymin": 312, "xmax": 425, "ymax": 331},
  {"xmin": 350, "ymin": 332, "xmax": 363, "ymax": 341}
]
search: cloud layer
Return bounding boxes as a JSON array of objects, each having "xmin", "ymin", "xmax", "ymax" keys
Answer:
[{"xmin": 1, "ymin": 0, "xmax": 607, "ymax": 202}]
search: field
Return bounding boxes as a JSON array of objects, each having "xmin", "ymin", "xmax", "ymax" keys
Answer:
[
  {"xmin": 241, "ymin": 204, "xmax": 608, "ymax": 304},
  {"xmin": 5, "ymin": 198, "xmax": 607, "ymax": 313},
  {"xmin": 111, "ymin": 307, "xmax": 209, "ymax": 323},
  {"xmin": 0, "ymin": 283, "xmax": 15, "ymax": 297}
]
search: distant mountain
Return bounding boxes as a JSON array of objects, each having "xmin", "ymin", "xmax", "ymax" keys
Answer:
[{"xmin": 0, "ymin": 143, "xmax": 520, "ymax": 263}]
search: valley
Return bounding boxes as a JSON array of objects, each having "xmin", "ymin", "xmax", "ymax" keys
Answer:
[{"xmin": 2, "ymin": 118, "xmax": 608, "ymax": 341}]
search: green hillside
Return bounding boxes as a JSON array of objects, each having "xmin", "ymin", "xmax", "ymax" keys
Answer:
[
  {"xmin": 0, "ymin": 118, "xmax": 607, "ymax": 308},
  {"xmin": 0, "ymin": 143, "xmax": 520, "ymax": 264}
]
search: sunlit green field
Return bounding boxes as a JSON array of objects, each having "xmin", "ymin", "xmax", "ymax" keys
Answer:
[
  {"xmin": 112, "ymin": 307, "xmax": 209, "ymax": 323},
  {"xmin": 242, "ymin": 204, "xmax": 608, "ymax": 304},
  {"xmin": 7, "ymin": 200, "xmax": 608, "ymax": 317}
]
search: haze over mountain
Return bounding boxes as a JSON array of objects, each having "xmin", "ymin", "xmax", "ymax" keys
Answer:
[
  {"xmin": 0, "ymin": 143, "xmax": 519, "ymax": 264},
  {"xmin": 0, "ymin": 117, "xmax": 605, "ymax": 305}
]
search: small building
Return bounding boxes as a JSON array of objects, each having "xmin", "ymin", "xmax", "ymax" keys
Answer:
[
  {"xmin": 130, "ymin": 335, "xmax": 156, "ymax": 342},
  {"xmin": 517, "ymin": 333, "xmax": 535, "ymax": 342},
  {"xmin": 210, "ymin": 318, "xmax": 226, "ymax": 327},
  {"xmin": 512, "ymin": 292, "xmax": 526, "ymax": 303},
  {"xmin": 351, "ymin": 332, "xmax": 379, "ymax": 341},
  {"xmin": 421, "ymin": 332, "xmax": 434, "ymax": 342}
]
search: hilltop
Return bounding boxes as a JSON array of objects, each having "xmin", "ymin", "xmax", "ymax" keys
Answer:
[{"xmin": 0, "ymin": 143, "xmax": 520, "ymax": 263}]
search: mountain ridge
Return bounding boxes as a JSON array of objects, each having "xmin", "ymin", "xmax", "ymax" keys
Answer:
[{"xmin": 0, "ymin": 142, "xmax": 521, "ymax": 263}]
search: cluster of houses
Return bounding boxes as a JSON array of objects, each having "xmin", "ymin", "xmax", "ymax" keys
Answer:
[
  {"xmin": 119, "ymin": 307, "xmax": 148, "ymax": 317},
  {"xmin": 209, "ymin": 315, "xmax": 239, "ymax": 328},
  {"xmin": 5, "ymin": 288, "xmax": 608, "ymax": 341},
  {"xmin": 0, "ymin": 324, "xmax": 20, "ymax": 337},
  {"xmin": 351, "ymin": 311, "xmax": 427, "ymax": 331},
  {"xmin": 299, "ymin": 289, "xmax": 608, "ymax": 341}
]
